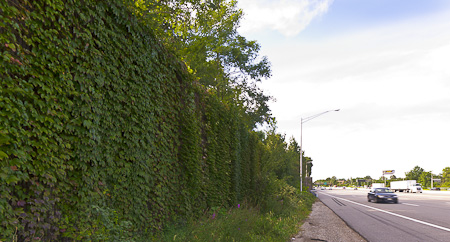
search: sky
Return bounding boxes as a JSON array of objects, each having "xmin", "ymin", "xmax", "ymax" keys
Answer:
[{"xmin": 236, "ymin": 0, "xmax": 450, "ymax": 181}]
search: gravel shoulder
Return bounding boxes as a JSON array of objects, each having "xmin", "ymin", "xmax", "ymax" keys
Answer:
[{"xmin": 292, "ymin": 199, "xmax": 367, "ymax": 242}]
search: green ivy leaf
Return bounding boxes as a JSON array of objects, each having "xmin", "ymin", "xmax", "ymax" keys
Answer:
[{"xmin": 0, "ymin": 151, "xmax": 8, "ymax": 159}]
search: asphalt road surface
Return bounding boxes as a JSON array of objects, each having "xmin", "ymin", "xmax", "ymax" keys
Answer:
[{"xmin": 316, "ymin": 188, "xmax": 450, "ymax": 242}]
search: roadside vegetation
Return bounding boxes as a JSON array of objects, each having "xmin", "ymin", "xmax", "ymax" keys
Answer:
[
  {"xmin": 1, "ymin": 0, "xmax": 317, "ymax": 241},
  {"xmin": 160, "ymin": 192, "xmax": 316, "ymax": 242}
]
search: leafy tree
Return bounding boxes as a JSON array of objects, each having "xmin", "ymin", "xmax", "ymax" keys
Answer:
[
  {"xmin": 442, "ymin": 167, "xmax": 450, "ymax": 186},
  {"xmin": 286, "ymin": 137, "xmax": 301, "ymax": 187},
  {"xmin": 259, "ymin": 132, "xmax": 313, "ymax": 190},
  {"xmin": 418, "ymin": 171, "xmax": 432, "ymax": 188},
  {"xmin": 306, "ymin": 157, "xmax": 313, "ymax": 178},
  {"xmin": 331, "ymin": 176, "xmax": 337, "ymax": 185},
  {"xmin": 133, "ymin": 0, "xmax": 272, "ymax": 127},
  {"xmin": 262, "ymin": 131, "xmax": 289, "ymax": 180},
  {"xmin": 405, "ymin": 166, "xmax": 424, "ymax": 180}
]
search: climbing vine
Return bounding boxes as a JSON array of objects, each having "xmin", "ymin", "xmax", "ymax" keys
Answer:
[{"xmin": 0, "ymin": 0, "xmax": 291, "ymax": 241}]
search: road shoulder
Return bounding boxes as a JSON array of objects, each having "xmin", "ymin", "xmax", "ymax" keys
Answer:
[{"xmin": 292, "ymin": 199, "xmax": 367, "ymax": 242}]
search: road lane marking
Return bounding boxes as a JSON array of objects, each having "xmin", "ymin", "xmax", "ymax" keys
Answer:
[
  {"xmin": 402, "ymin": 203, "xmax": 419, "ymax": 207},
  {"xmin": 321, "ymin": 193, "xmax": 450, "ymax": 232}
]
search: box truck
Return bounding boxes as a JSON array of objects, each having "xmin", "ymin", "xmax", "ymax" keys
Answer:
[
  {"xmin": 390, "ymin": 180, "xmax": 422, "ymax": 193},
  {"xmin": 371, "ymin": 183, "xmax": 385, "ymax": 189}
]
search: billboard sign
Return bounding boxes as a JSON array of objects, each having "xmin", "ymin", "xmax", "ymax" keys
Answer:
[{"xmin": 383, "ymin": 170, "xmax": 395, "ymax": 175}]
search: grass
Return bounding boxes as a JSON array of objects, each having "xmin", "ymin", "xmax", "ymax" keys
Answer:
[{"xmin": 158, "ymin": 192, "xmax": 317, "ymax": 242}]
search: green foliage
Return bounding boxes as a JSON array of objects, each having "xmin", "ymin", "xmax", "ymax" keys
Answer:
[
  {"xmin": 1, "ymin": 0, "xmax": 76, "ymax": 240},
  {"xmin": 405, "ymin": 166, "xmax": 425, "ymax": 181},
  {"xmin": 88, "ymin": 205, "xmax": 134, "ymax": 242},
  {"xmin": 133, "ymin": 0, "xmax": 273, "ymax": 127},
  {"xmin": 442, "ymin": 167, "xmax": 450, "ymax": 187},
  {"xmin": 418, "ymin": 171, "xmax": 432, "ymax": 188},
  {"xmin": 0, "ymin": 0, "xmax": 289, "ymax": 241},
  {"xmin": 160, "ymin": 192, "xmax": 316, "ymax": 242}
]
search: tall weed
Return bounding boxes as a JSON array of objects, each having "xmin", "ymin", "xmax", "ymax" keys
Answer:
[{"xmin": 159, "ymin": 191, "xmax": 316, "ymax": 242}]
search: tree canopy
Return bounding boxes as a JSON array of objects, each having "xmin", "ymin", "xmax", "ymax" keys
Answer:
[
  {"xmin": 442, "ymin": 167, "xmax": 450, "ymax": 187},
  {"xmin": 405, "ymin": 166, "xmax": 425, "ymax": 181},
  {"xmin": 132, "ymin": 0, "xmax": 273, "ymax": 127}
]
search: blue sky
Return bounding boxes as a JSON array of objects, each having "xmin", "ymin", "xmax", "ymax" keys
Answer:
[
  {"xmin": 237, "ymin": 0, "xmax": 450, "ymax": 180},
  {"xmin": 240, "ymin": 0, "xmax": 450, "ymax": 41},
  {"xmin": 312, "ymin": 0, "xmax": 449, "ymax": 34}
]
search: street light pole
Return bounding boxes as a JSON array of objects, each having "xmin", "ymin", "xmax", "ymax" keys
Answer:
[
  {"xmin": 300, "ymin": 118, "xmax": 303, "ymax": 192},
  {"xmin": 300, "ymin": 109, "xmax": 340, "ymax": 192}
]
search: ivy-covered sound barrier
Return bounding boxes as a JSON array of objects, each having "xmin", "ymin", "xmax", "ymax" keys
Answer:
[{"xmin": 1, "ymin": 0, "xmax": 288, "ymax": 240}]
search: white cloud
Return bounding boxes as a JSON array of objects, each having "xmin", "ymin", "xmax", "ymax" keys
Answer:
[{"xmin": 237, "ymin": 0, "xmax": 334, "ymax": 37}]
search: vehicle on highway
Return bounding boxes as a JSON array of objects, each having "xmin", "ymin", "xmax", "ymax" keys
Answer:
[
  {"xmin": 390, "ymin": 180, "xmax": 422, "ymax": 193},
  {"xmin": 367, "ymin": 188, "xmax": 398, "ymax": 203},
  {"xmin": 430, "ymin": 187, "xmax": 441, "ymax": 191},
  {"xmin": 371, "ymin": 183, "xmax": 385, "ymax": 188}
]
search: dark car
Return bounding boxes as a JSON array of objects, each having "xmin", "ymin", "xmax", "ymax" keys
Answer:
[
  {"xmin": 430, "ymin": 187, "xmax": 441, "ymax": 191},
  {"xmin": 368, "ymin": 188, "xmax": 398, "ymax": 203}
]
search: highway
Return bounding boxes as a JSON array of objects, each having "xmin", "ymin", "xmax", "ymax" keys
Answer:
[{"xmin": 315, "ymin": 188, "xmax": 450, "ymax": 242}]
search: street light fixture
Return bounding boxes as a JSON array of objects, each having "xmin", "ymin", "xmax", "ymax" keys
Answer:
[{"xmin": 300, "ymin": 109, "xmax": 340, "ymax": 192}]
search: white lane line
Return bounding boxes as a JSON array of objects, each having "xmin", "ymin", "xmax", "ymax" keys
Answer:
[
  {"xmin": 321, "ymin": 193, "xmax": 450, "ymax": 232},
  {"xmin": 402, "ymin": 203, "xmax": 419, "ymax": 207}
]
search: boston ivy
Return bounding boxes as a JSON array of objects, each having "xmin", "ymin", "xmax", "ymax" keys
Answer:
[{"xmin": 1, "ymin": 0, "xmax": 289, "ymax": 241}]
